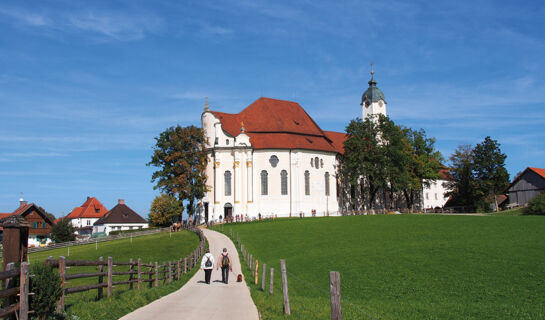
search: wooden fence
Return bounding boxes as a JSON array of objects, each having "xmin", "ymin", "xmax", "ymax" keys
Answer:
[
  {"xmin": 232, "ymin": 228, "xmax": 350, "ymax": 320},
  {"xmin": 1, "ymin": 226, "xmax": 205, "ymax": 318},
  {"xmin": 0, "ymin": 262, "xmax": 30, "ymax": 320},
  {"xmin": 45, "ymin": 226, "xmax": 205, "ymax": 312}
]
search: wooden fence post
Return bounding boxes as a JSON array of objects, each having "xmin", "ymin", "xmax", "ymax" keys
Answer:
[
  {"xmin": 261, "ymin": 263, "xmax": 266, "ymax": 291},
  {"xmin": 177, "ymin": 259, "xmax": 181, "ymax": 280},
  {"xmin": 280, "ymin": 259, "xmax": 290, "ymax": 315},
  {"xmin": 154, "ymin": 262, "xmax": 159, "ymax": 287},
  {"xmin": 148, "ymin": 262, "xmax": 153, "ymax": 288},
  {"xmin": 4, "ymin": 263, "xmax": 15, "ymax": 310},
  {"xmin": 129, "ymin": 258, "xmax": 134, "ymax": 290},
  {"xmin": 137, "ymin": 258, "xmax": 142, "ymax": 289},
  {"xmin": 255, "ymin": 260, "xmax": 259, "ymax": 285},
  {"xmin": 168, "ymin": 261, "xmax": 172, "ymax": 283},
  {"xmin": 19, "ymin": 262, "xmax": 29, "ymax": 320},
  {"xmin": 98, "ymin": 256, "xmax": 104, "ymax": 299},
  {"xmin": 184, "ymin": 257, "xmax": 188, "ymax": 274},
  {"xmin": 269, "ymin": 268, "xmax": 274, "ymax": 295},
  {"xmin": 330, "ymin": 271, "xmax": 342, "ymax": 320},
  {"xmin": 107, "ymin": 257, "xmax": 113, "ymax": 298},
  {"xmin": 57, "ymin": 256, "xmax": 66, "ymax": 312}
]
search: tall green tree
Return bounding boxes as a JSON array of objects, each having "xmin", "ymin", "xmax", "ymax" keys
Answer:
[
  {"xmin": 147, "ymin": 125, "xmax": 208, "ymax": 224},
  {"xmin": 403, "ymin": 128, "xmax": 444, "ymax": 210},
  {"xmin": 343, "ymin": 115, "xmax": 388, "ymax": 210},
  {"xmin": 149, "ymin": 193, "xmax": 183, "ymax": 227},
  {"xmin": 445, "ymin": 145, "xmax": 478, "ymax": 211},
  {"xmin": 472, "ymin": 136, "xmax": 509, "ymax": 211}
]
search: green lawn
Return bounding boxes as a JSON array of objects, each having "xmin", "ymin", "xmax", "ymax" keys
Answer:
[
  {"xmin": 213, "ymin": 215, "xmax": 545, "ymax": 319},
  {"xmin": 29, "ymin": 230, "xmax": 201, "ymax": 320}
]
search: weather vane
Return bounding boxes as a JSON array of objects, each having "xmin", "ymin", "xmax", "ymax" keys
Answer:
[{"xmin": 204, "ymin": 97, "xmax": 209, "ymax": 111}]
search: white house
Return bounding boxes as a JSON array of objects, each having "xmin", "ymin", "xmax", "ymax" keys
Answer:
[
  {"xmin": 93, "ymin": 199, "xmax": 148, "ymax": 235},
  {"xmin": 66, "ymin": 197, "xmax": 108, "ymax": 237}
]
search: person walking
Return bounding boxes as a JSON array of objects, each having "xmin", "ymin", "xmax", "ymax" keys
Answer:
[
  {"xmin": 217, "ymin": 248, "xmax": 232, "ymax": 284},
  {"xmin": 200, "ymin": 248, "xmax": 215, "ymax": 284}
]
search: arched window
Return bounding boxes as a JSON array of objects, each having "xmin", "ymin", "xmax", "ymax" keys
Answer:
[
  {"xmin": 224, "ymin": 171, "xmax": 232, "ymax": 196},
  {"xmin": 261, "ymin": 170, "xmax": 268, "ymax": 195},
  {"xmin": 325, "ymin": 172, "xmax": 330, "ymax": 196},
  {"xmin": 269, "ymin": 155, "xmax": 279, "ymax": 168},
  {"xmin": 281, "ymin": 170, "xmax": 288, "ymax": 195},
  {"xmin": 304, "ymin": 170, "xmax": 310, "ymax": 195},
  {"xmin": 314, "ymin": 157, "xmax": 319, "ymax": 168}
]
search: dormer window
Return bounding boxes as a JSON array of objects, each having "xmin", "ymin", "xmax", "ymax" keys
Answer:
[
  {"xmin": 215, "ymin": 137, "xmax": 219, "ymax": 145},
  {"xmin": 226, "ymin": 139, "xmax": 229, "ymax": 145}
]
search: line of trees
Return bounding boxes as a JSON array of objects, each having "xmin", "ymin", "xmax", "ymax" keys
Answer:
[
  {"xmin": 341, "ymin": 114, "xmax": 443, "ymax": 211},
  {"xmin": 445, "ymin": 136, "xmax": 509, "ymax": 212}
]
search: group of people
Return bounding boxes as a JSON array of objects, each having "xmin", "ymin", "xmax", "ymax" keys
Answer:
[{"xmin": 200, "ymin": 248, "xmax": 233, "ymax": 284}]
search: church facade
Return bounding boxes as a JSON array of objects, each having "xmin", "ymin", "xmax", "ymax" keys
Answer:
[{"xmin": 200, "ymin": 74, "xmax": 448, "ymax": 221}]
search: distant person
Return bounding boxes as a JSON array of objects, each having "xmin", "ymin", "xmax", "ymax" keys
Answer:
[
  {"xmin": 200, "ymin": 248, "xmax": 215, "ymax": 284},
  {"xmin": 219, "ymin": 215, "xmax": 223, "ymax": 224},
  {"xmin": 217, "ymin": 248, "xmax": 232, "ymax": 284}
]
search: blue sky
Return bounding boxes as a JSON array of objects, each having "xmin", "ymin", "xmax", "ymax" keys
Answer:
[{"xmin": 1, "ymin": 0, "xmax": 544, "ymax": 217}]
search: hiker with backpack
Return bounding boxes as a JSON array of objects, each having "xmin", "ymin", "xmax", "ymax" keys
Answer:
[
  {"xmin": 200, "ymin": 248, "xmax": 215, "ymax": 284},
  {"xmin": 217, "ymin": 248, "xmax": 232, "ymax": 284}
]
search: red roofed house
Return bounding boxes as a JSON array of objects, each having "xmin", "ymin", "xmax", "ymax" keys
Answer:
[
  {"xmin": 0, "ymin": 198, "xmax": 54, "ymax": 246},
  {"xmin": 202, "ymin": 96, "xmax": 345, "ymax": 221},
  {"xmin": 66, "ymin": 197, "xmax": 108, "ymax": 238},
  {"xmin": 505, "ymin": 167, "xmax": 545, "ymax": 207}
]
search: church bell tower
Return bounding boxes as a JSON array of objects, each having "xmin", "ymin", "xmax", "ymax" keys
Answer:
[{"xmin": 360, "ymin": 67, "xmax": 387, "ymax": 120}]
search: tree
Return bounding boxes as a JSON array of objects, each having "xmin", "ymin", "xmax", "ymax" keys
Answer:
[
  {"xmin": 149, "ymin": 193, "xmax": 183, "ymax": 227},
  {"xmin": 445, "ymin": 145, "xmax": 478, "ymax": 211},
  {"xmin": 147, "ymin": 125, "xmax": 208, "ymax": 224},
  {"xmin": 38, "ymin": 206, "xmax": 56, "ymax": 224},
  {"xmin": 472, "ymin": 136, "xmax": 509, "ymax": 211},
  {"xmin": 343, "ymin": 116, "xmax": 387, "ymax": 210},
  {"xmin": 402, "ymin": 128, "xmax": 444, "ymax": 211},
  {"xmin": 51, "ymin": 218, "xmax": 76, "ymax": 243}
]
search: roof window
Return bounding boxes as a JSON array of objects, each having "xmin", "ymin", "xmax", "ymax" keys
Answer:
[{"xmin": 293, "ymin": 120, "xmax": 300, "ymax": 125}]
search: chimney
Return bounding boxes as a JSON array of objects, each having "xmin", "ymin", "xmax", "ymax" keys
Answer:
[
  {"xmin": 118, "ymin": 199, "xmax": 125, "ymax": 205},
  {"xmin": 19, "ymin": 197, "xmax": 27, "ymax": 207}
]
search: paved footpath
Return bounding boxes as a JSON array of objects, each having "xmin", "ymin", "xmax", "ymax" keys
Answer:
[{"xmin": 120, "ymin": 228, "xmax": 259, "ymax": 320}]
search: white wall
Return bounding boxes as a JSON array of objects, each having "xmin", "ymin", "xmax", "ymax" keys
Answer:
[
  {"xmin": 101, "ymin": 223, "xmax": 148, "ymax": 235},
  {"xmin": 423, "ymin": 179, "xmax": 449, "ymax": 209},
  {"xmin": 70, "ymin": 218, "xmax": 99, "ymax": 229}
]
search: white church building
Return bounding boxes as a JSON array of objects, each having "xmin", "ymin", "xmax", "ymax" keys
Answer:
[{"xmin": 201, "ymin": 73, "xmax": 448, "ymax": 220}]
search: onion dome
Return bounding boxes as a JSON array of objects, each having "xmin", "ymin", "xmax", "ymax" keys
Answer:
[{"xmin": 360, "ymin": 70, "xmax": 385, "ymax": 106}]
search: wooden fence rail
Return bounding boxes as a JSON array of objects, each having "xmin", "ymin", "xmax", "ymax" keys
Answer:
[
  {"xmin": 44, "ymin": 226, "xmax": 206, "ymax": 312},
  {"xmin": 0, "ymin": 262, "xmax": 30, "ymax": 320}
]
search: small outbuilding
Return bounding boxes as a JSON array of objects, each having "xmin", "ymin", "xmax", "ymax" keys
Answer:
[
  {"xmin": 93, "ymin": 199, "xmax": 148, "ymax": 235},
  {"xmin": 505, "ymin": 167, "xmax": 545, "ymax": 207}
]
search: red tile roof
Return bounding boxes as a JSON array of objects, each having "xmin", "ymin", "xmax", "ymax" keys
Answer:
[
  {"xmin": 529, "ymin": 167, "xmax": 545, "ymax": 179},
  {"xmin": 324, "ymin": 131, "xmax": 346, "ymax": 154},
  {"xmin": 66, "ymin": 197, "xmax": 108, "ymax": 219},
  {"xmin": 211, "ymin": 97, "xmax": 343, "ymax": 153}
]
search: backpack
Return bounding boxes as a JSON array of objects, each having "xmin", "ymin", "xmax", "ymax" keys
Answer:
[
  {"xmin": 205, "ymin": 255, "xmax": 212, "ymax": 268},
  {"xmin": 221, "ymin": 254, "xmax": 230, "ymax": 267}
]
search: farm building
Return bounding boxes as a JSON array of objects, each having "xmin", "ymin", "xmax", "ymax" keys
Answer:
[
  {"xmin": 0, "ymin": 199, "xmax": 54, "ymax": 246},
  {"xmin": 93, "ymin": 199, "xmax": 148, "ymax": 235},
  {"xmin": 66, "ymin": 197, "xmax": 108, "ymax": 238},
  {"xmin": 505, "ymin": 167, "xmax": 545, "ymax": 207}
]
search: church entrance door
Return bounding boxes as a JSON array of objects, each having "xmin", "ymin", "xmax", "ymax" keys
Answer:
[{"xmin": 224, "ymin": 203, "xmax": 233, "ymax": 221}]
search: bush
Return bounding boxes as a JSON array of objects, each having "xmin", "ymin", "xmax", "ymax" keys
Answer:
[
  {"xmin": 31, "ymin": 263, "xmax": 62, "ymax": 320},
  {"xmin": 524, "ymin": 193, "xmax": 545, "ymax": 215}
]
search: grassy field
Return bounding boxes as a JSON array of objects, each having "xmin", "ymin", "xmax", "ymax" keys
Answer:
[
  {"xmin": 29, "ymin": 230, "xmax": 201, "ymax": 320},
  {"xmin": 213, "ymin": 215, "xmax": 545, "ymax": 319}
]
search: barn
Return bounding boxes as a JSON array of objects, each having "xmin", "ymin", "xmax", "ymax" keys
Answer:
[{"xmin": 505, "ymin": 167, "xmax": 545, "ymax": 207}]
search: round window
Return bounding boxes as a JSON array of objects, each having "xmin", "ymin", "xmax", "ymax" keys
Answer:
[{"xmin": 269, "ymin": 155, "xmax": 279, "ymax": 168}]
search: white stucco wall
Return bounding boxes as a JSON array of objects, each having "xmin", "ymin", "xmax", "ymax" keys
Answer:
[
  {"xmin": 422, "ymin": 179, "xmax": 449, "ymax": 209},
  {"xmin": 202, "ymin": 111, "xmax": 339, "ymax": 220},
  {"xmin": 94, "ymin": 223, "xmax": 148, "ymax": 235},
  {"xmin": 70, "ymin": 218, "xmax": 100, "ymax": 229}
]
